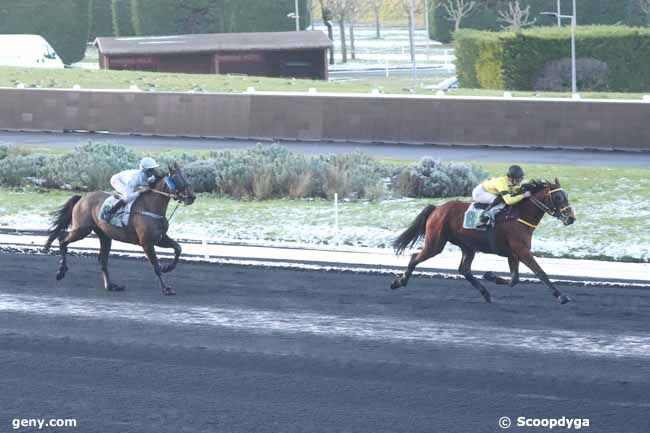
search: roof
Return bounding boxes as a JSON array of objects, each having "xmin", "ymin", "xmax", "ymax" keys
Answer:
[{"xmin": 95, "ymin": 31, "xmax": 332, "ymax": 56}]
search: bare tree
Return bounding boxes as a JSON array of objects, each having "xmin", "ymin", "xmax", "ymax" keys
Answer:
[
  {"xmin": 319, "ymin": 0, "xmax": 335, "ymax": 64},
  {"xmin": 497, "ymin": 1, "xmax": 536, "ymax": 31},
  {"xmin": 328, "ymin": 0, "xmax": 354, "ymax": 63},
  {"xmin": 348, "ymin": 0, "xmax": 363, "ymax": 60},
  {"xmin": 640, "ymin": 0, "xmax": 650, "ymax": 26},
  {"xmin": 396, "ymin": 0, "xmax": 423, "ymax": 63},
  {"xmin": 440, "ymin": 0, "xmax": 477, "ymax": 31},
  {"xmin": 367, "ymin": 0, "xmax": 385, "ymax": 39}
]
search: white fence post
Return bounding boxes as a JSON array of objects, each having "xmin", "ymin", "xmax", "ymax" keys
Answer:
[
  {"xmin": 202, "ymin": 238, "xmax": 209, "ymax": 260},
  {"xmin": 334, "ymin": 193, "xmax": 339, "ymax": 247}
]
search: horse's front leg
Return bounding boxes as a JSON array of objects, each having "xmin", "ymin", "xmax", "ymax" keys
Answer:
[
  {"xmin": 156, "ymin": 234, "xmax": 182, "ymax": 274},
  {"xmin": 516, "ymin": 249, "xmax": 570, "ymax": 304},
  {"xmin": 142, "ymin": 243, "xmax": 175, "ymax": 295}
]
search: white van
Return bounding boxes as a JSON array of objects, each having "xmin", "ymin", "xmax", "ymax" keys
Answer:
[{"xmin": 0, "ymin": 34, "xmax": 65, "ymax": 68}]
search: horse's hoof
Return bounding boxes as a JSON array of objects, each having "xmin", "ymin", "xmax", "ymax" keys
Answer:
[
  {"xmin": 558, "ymin": 294, "xmax": 571, "ymax": 304},
  {"xmin": 161, "ymin": 265, "xmax": 175, "ymax": 274},
  {"xmin": 55, "ymin": 269, "xmax": 67, "ymax": 281},
  {"xmin": 162, "ymin": 287, "xmax": 176, "ymax": 296},
  {"xmin": 390, "ymin": 278, "xmax": 403, "ymax": 290},
  {"xmin": 107, "ymin": 284, "xmax": 125, "ymax": 292},
  {"xmin": 482, "ymin": 292, "xmax": 492, "ymax": 303},
  {"xmin": 483, "ymin": 271, "xmax": 497, "ymax": 282}
]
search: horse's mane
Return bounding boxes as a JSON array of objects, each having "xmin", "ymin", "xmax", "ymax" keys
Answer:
[{"xmin": 521, "ymin": 179, "xmax": 550, "ymax": 193}]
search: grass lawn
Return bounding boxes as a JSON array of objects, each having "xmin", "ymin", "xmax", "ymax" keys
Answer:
[
  {"xmin": 1, "ymin": 65, "xmax": 649, "ymax": 99},
  {"xmin": 1, "ymin": 155, "xmax": 648, "ymax": 262}
]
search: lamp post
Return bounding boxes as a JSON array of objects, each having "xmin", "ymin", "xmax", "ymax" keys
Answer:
[
  {"xmin": 288, "ymin": 0, "xmax": 300, "ymax": 31},
  {"xmin": 541, "ymin": 0, "xmax": 577, "ymax": 95}
]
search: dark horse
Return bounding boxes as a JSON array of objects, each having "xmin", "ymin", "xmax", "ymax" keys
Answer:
[
  {"xmin": 391, "ymin": 179, "xmax": 576, "ymax": 304},
  {"xmin": 43, "ymin": 163, "xmax": 196, "ymax": 295}
]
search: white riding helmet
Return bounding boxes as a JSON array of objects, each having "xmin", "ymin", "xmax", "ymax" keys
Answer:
[{"xmin": 139, "ymin": 157, "xmax": 159, "ymax": 170}]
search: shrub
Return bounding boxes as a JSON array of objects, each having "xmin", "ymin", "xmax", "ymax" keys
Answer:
[
  {"xmin": 208, "ymin": 145, "xmax": 390, "ymax": 200},
  {"xmin": 0, "ymin": 154, "xmax": 49, "ymax": 187},
  {"xmin": 44, "ymin": 142, "xmax": 139, "ymax": 190},
  {"xmin": 394, "ymin": 157, "xmax": 488, "ymax": 199},
  {"xmin": 534, "ymin": 57, "xmax": 609, "ymax": 92},
  {"xmin": 155, "ymin": 151, "xmax": 200, "ymax": 169},
  {"xmin": 455, "ymin": 26, "xmax": 650, "ymax": 92},
  {"xmin": 185, "ymin": 160, "xmax": 217, "ymax": 193}
]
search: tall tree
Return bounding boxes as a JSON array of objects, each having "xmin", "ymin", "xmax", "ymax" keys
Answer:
[
  {"xmin": 348, "ymin": 0, "xmax": 362, "ymax": 60},
  {"xmin": 319, "ymin": 0, "xmax": 335, "ymax": 64},
  {"xmin": 367, "ymin": 0, "xmax": 385, "ymax": 39},
  {"xmin": 640, "ymin": 0, "xmax": 650, "ymax": 25}
]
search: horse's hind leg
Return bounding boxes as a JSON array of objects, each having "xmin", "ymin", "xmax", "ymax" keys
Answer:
[
  {"xmin": 56, "ymin": 227, "xmax": 92, "ymax": 280},
  {"xmin": 95, "ymin": 230, "xmax": 123, "ymax": 291},
  {"xmin": 391, "ymin": 234, "xmax": 447, "ymax": 290},
  {"xmin": 484, "ymin": 256, "xmax": 520, "ymax": 287},
  {"xmin": 459, "ymin": 248, "xmax": 492, "ymax": 303},
  {"xmin": 142, "ymin": 243, "xmax": 175, "ymax": 296}
]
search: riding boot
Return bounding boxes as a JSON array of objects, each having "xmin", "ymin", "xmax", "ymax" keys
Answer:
[
  {"xmin": 104, "ymin": 199, "xmax": 125, "ymax": 221},
  {"xmin": 479, "ymin": 203, "xmax": 504, "ymax": 228}
]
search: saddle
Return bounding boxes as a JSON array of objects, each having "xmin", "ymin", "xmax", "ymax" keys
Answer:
[
  {"xmin": 463, "ymin": 203, "xmax": 489, "ymax": 231},
  {"xmin": 99, "ymin": 196, "xmax": 134, "ymax": 227},
  {"xmin": 463, "ymin": 203, "xmax": 518, "ymax": 231}
]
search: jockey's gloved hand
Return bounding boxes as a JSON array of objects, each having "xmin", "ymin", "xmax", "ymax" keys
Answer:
[
  {"xmin": 523, "ymin": 191, "xmax": 532, "ymax": 198},
  {"xmin": 147, "ymin": 175, "xmax": 156, "ymax": 184}
]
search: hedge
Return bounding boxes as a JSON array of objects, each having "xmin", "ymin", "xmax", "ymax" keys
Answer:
[
  {"xmin": 431, "ymin": 0, "xmax": 647, "ymax": 44},
  {"xmin": 0, "ymin": 143, "xmax": 488, "ymax": 201},
  {"xmin": 454, "ymin": 26, "xmax": 650, "ymax": 92},
  {"xmin": 132, "ymin": 0, "xmax": 309, "ymax": 36},
  {"xmin": 0, "ymin": 0, "xmax": 89, "ymax": 64}
]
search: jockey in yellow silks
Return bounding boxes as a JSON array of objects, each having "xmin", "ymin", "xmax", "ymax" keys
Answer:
[{"xmin": 472, "ymin": 165, "xmax": 531, "ymax": 227}]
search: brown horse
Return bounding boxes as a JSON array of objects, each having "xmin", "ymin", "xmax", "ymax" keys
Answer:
[
  {"xmin": 43, "ymin": 163, "xmax": 196, "ymax": 295},
  {"xmin": 391, "ymin": 179, "xmax": 576, "ymax": 304}
]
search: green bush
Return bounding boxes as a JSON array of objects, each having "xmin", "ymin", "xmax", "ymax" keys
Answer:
[
  {"xmin": 0, "ymin": 142, "xmax": 490, "ymax": 201},
  {"xmin": 132, "ymin": 0, "xmax": 308, "ymax": 36},
  {"xmin": 185, "ymin": 160, "xmax": 217, "ymax": 193},
  {"xmin": 44, "ymin": 142, "xmax": 139, "ymax": 190},
  {"xmin": 0, "ymin": 0, "xmax": 90, "ymax": 64},
  {"xmin": 0, "ymin": 154, "xmax": 49, "ymax": 187},
  {"xmin": 454, "ymin": 26, "xmax": 650, "ymax": 92},
  {"xmin": 394, "ymin": 158, "xmax": 488, "ymax": 199}
]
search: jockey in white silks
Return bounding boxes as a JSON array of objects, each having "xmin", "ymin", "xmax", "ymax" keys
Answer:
[{"xmin": 103, "ymin": 157, "xmax": 159, "ymax": 220}]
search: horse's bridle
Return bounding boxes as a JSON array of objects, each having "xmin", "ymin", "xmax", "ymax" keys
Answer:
[
  {"xmin": 529, "ymin": 186, "xmax": 573, "ymax": 224},
  {"xmin": 150, "ymin": 175, "xmax": 192, "ymax": 202}
]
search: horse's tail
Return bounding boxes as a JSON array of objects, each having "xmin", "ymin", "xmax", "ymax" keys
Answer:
[
  {"xmin": 44, "ymin": 195, "xmax": 82, "ymax": 252},
  {"xmin": 393, "ymin": 204, "xmax": 436, "ymax": 256}
]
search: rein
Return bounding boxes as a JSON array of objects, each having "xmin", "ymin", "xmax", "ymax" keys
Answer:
[
  {"xmin": 517, "ymin": 187, "xmax": 566, "ymax": 228},
  {"xmin": 138, "ymin": 176, "xmax": 184, "ymax": 222}
]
